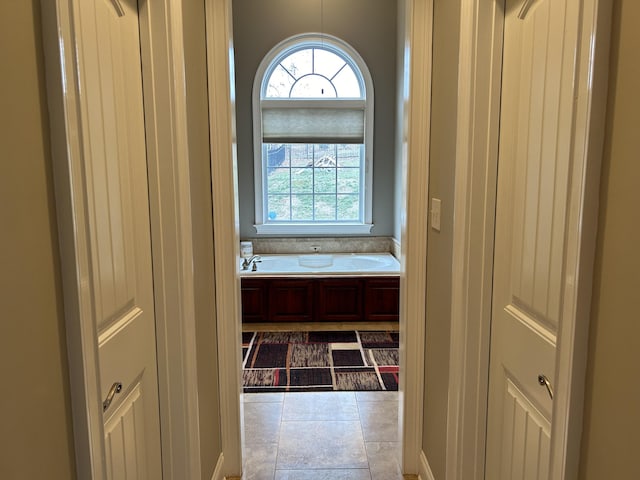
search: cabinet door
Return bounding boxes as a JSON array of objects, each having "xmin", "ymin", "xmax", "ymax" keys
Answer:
[
  {"xmin": 365, "ymin": 277, "xmax": 400, "ymax": 321},
  {"xmin": 241, "ymin": 279, "xmax": 268, "ymax": 323},
  {"xmin": 268, "ymin": 279, "xmax": 315, "ymax": 322},
  {"xmin": 316, "ymin": 279, "xmax": 364, "ymax": 322}
]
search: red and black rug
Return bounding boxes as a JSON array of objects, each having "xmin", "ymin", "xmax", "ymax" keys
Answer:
[{"xmin": 242, "ymin": 330, "xmax": 399, "ymax": 392}]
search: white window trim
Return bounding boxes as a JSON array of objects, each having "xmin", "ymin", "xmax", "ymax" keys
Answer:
[
  {"xmin": 252, "ymin": 33, "xmax": 374, "ymax": 235},
  {"xmin": 254, "ymin": 223, "xmax": 373, "ymax": 235}
]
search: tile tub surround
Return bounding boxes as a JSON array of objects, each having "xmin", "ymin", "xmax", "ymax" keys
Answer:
[
  {"xmin": 247, "ymin": 237, "xmax": 395, "ymax": 255},
  {"xmin": 241, "ymin": 391, "xmax": 408, "ymax": 480}
]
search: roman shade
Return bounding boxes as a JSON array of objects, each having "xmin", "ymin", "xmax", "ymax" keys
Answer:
[{"xmin": 261, "ymin": 100, "xmax": 365, "ymax": 144}]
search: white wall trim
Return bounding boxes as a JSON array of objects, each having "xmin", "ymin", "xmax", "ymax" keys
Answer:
[
  {"xmin": 400, "ymin": 0, "xmax": 432, "ymax": 474},
  {"xmin": 447, "ymin": 0, "xmax": 612, "ymax": 479},
  {"xmin": 42, "ymin": 0, "xmax": 204, "ymax": 478},
  {"xmin": 210, "ymin": 453, "xmax": 225, "ymax": 480},
  {"xmin": 205, "ymin": 0, "xmax": 244, "ymax": 476},
  {"xmin": 419, "ymin": 450, "xmax": 436, "ymax": 480},
  {"xmin": 254, "ymin": 223, "xmax": 374, "ymax": 236},
  {"xmin": 549, "ymin": 1, "xmax": 612, "ymax": 478},
  {"xmin": 41, "ymin": 2, "xmax": 107, "ymax": 477},
  {"xmin": 446, "ymin": 0, "xmax": 504, "ymax": 478},
  {"xmin": 138, "ymin": 1, "xmax": 203, "ymax": 478}
]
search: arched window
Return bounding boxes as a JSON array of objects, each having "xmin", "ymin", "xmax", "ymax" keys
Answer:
[{"xmin": 252, "ymin": 34, "xmax": 374, "ymax": 234}]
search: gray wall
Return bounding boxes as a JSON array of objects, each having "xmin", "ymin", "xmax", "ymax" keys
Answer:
[
  {"xmin": 422, "ymin": 0, "xmax": 461, "ymax": 478},
  {"xmin": 0, "ymin": 1, "xmax": 76, "ymax": 477},
  {"xmin": 579, "ymin": 1, "xmax": 640, "ymax": 478},
  {"xmin": 232, "ymin": 0, "xmax": 397, "ymax": 239}
]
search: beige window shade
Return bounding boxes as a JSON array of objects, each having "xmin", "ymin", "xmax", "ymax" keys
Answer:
[{"xmin": 262, "ymin": 105, "xmax": 365, "ymax": 144}]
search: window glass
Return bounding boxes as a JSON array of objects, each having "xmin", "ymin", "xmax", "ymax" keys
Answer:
[
  {"xmin": 255, "ymin": 35, "xmax": 372, "ymax": 232},
  {"xmin": 265, "ymin": 65, "xmax": 295, "ymax": 98},
  {"xmin": 290, "ymin": 75, "xmax": 336, "ymax": 98}
]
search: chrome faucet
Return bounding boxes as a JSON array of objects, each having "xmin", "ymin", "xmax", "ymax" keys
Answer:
[{"xmin": 241, "ymin": 254, "xmax": 261, "ymax": 271}]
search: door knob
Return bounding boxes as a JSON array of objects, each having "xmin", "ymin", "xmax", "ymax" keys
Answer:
[
  {"xmin": 537, "ymin": 374, "xmax": 553, "ymax": 400},
  {"xmin": 103, "ymin": 382, "xmax": 123, "ymax": 412}
]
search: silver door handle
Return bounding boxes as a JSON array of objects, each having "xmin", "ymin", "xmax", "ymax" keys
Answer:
[
  {"xmin": 103, "ymin": 382, "xmax": 123, "ymax": 412},
  {"xmin": 537, "ymin": 374, "xmax": 553, "ymax": 400}
]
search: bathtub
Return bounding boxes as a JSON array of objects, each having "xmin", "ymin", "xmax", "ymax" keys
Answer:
[{"xmin": 238, "ymin": 252, "xmax": 400, "ymax": 277}]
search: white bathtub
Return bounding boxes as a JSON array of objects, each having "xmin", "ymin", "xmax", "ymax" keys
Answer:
[{"xmin": 238, "ymin": 252, "xmax": 400, "ymax": 277}]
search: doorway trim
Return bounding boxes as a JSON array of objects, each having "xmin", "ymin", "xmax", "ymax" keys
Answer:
[
  {"xmin": 401, "ymin": 0, "xmax": 433, "ymax": 475},
  {"xmin": 205, "ymin": 0, "xmax": 244, "ymax": 476},
  {"xmin": 205, "ymin": 0, "xmax": 433, "ymax": 476},
  {"xmin": 41, "ymin": 0, "xmax": 203, "ymax": 478},
  {"xmin": 446, "ymin": 0, "xmax": 612, "ymax": 478}
]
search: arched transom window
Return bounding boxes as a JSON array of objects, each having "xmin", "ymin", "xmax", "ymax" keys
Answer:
[{"xmin": 253, "ymin": 34, "xmax": 374, "ymax": 235}]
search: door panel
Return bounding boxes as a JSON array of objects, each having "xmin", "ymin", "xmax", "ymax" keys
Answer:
[
  {"xmin": 486, "ymin": 0, "xmax": 576, "ymax": 477},
  {"xmin": 76, "ymin": 0, "xmax": 162, "ymax": 477},
  {"xmin": 104, "ymin": 383, "xmax": 148, "ymax": 480},
  {"xmin": 499, "ymin": 379, "xmax": 551, "ymax": 480}
]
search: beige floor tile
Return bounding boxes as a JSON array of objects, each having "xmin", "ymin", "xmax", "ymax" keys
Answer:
[
  {"xmin": 244, "ymin": 392, "xmax": 285, "ymax": 403},
  {"xmin": 365, "ymin": 442, "xmax": 403, "ymax": 480},
  {"xmin": 243, "ymin": 443, "xmax": 278, "ymax": 480},
  {"xmin": 355, "ymin": 391, "xmax": 399, "ymax": 403},
  {"xmin": 282, "ymin": 391, "xmax": 359, "ymax": 421},
  {"xmin": 274, "ymin": 469, "xmax": 371, "ymax": 480},
  {"xmin": 357, "ymin": 401, "xmax": 399, "ymax": 442},
  {"xmin": 277, "ymin": 420, "xmax": 367, "ymax": 469},
  {"xmin": 244, "ymin": 401, "xmax": 283, "ymax": 445}
]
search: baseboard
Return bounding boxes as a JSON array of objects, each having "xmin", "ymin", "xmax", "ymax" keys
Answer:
[
  {"xmin": 419, "ymin": 450, "xmax": 436, "ymax": 480},
  {"xmin": 211, "ymin": 453, "xmax": 225, "ymax": 480}
]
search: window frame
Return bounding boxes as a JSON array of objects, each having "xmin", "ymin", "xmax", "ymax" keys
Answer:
[{"xmin": 252, "ymin": 33, "xmax": 374, "ymax": 235}]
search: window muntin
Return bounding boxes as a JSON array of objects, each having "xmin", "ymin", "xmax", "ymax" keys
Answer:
[
  {"xmin": 265, "ymin": 47, "xmax": 362, "ymax": 99},
  {"xmin": 253, "ymin": 34, "xmax": 373, "ymax": 234},
  {"xmin": 265, "ymin": 143, "xmax": 362, "ymax": 223}
]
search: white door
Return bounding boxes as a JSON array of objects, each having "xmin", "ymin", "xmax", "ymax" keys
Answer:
[
  {"xmin": 486, "ymin": 0, "xmax": 578, "ymax": 477},
  {"xmin": 76, "ymin": 0, "xmax": 162, "ymax": 477}
]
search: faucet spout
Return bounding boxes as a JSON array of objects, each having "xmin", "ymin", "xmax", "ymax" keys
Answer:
[{"xmin": 241, "ymin": 254, "xmax": 261, "ymax": 270}]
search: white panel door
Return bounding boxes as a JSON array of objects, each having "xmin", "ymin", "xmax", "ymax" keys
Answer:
[
  {"xmin": 486, "ymin": 0, "xmax": 577, "ymax": 478},
  {"xmin": 76, "ymin": 0, "xmax": 162, "ymax": 478}
]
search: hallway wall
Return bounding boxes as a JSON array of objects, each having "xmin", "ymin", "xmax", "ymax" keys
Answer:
[
  {"xmin": 579, "ymin": 1, "xmax": 640, "ymax": 478},
  {"xmin": 422, "ymin": 0, "xmax": 461, "ymax": 478},
  {"xmin": 0, "ymin": 1, "xmax": 76, "ymax": 478}
]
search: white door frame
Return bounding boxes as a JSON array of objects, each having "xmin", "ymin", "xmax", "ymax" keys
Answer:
[
  {"xmin": 446, "ymin": 0, "xmax": 612, "ymax": 478},
  {"xmin": 45, "ymin": 0, "xmax": 610, "ymax": 477},
  {"xmin": 41, "ymin": 0, "xmax": 204, "ymax": 478},
  {"xmin": 205, "ymin": 0, "xmax": 244, "ymax": 475},
  {"xmin": 204, "ymin": 0, "xmax": 433, "ymax": 476},
  {"xmin": 401, "ymin": 0, "xmax": 433, "ymax": 475}
]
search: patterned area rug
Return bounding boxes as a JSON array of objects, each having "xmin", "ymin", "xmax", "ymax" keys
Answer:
[{"xmin": 242, "ymin": 330, "xmax": 399, "ymax": 392}]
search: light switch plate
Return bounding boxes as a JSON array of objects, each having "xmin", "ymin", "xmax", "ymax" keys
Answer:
[{"xmin": 431, "ymin": 198, "xmax": 441, "ymax": 232}]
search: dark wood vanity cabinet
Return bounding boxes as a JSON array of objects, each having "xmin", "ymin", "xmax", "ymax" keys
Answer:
[
  {"xmin": 240, "ymin": 279, "xmax": 269, "ymax": 323},
  {"xmin": 364, "ymin": 278, "xmax": 401, "ymax": 321},
  {"xmin": 268, "ymin": 279, "xmax": 314, "ymax": 322},
  {"xmin": 315, "ymin": 279, "xmax": 363, "ymax": 322},
  {"xmin": 240, "ymin": 276, "xmax": 399, "ymax": 323}
]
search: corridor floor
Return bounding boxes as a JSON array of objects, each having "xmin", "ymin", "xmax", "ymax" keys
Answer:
[{"xmin": 241, "ymin": 390, "xmax": 403, "ymax": 479}]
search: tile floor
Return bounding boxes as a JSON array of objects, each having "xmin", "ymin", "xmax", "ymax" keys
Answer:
[{"xmin": 241, "ymin": 391, "xmax": 403, "ymax": 480}]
